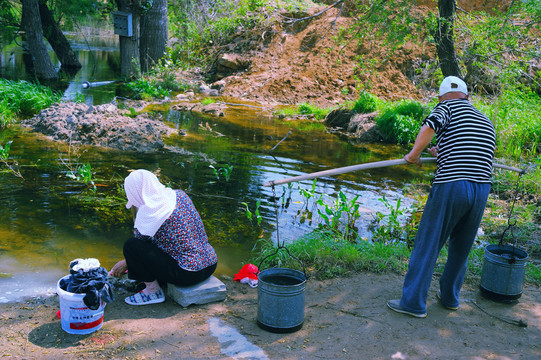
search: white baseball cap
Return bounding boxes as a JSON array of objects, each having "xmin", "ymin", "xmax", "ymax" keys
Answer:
[{"xmin": 439, "ymin": 76, "xmax": 468, "ymax": 96}]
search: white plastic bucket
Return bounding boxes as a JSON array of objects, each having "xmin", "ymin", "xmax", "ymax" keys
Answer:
[{"xmin": 57, "ymin": 275, "xmax": 106, "ymax": 335}]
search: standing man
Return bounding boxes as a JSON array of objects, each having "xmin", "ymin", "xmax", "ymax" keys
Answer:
[{"xmin": 387, "ymin": 76, "xmax": 496, "ymax": 318}]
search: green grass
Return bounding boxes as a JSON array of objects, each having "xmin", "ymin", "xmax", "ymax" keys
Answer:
[
  {"xmin": 353, "ymin": 91, "xmax": 380, "ymax": 114},
  {"xmin": 0, "ymin": 79, "xmax": 63, "ymax": 127},
  {"xmin": 275, "ymin": 102, "xmax": 333, "ymax": 121},
  {"xmin": 375, "ymin": 99, "xmax": 429, "ymax": 144},
  {"xmin": 474, "ymin": 88, "xmax": 541, "ymax": 161},
  {"xmin": 251, "ymin": 230, "xmax": 411, "ymax": 280},
  {"xmin": 250, "ymin": 225, "xmax": 541, "ymax": 285},
  {"xmin": 201, "ymin": 98, "xmax": 216, "ymax": 106}
]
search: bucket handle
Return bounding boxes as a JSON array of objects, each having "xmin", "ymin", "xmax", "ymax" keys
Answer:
[{"xmin": 257, "ymin": 244, "xmax": 308, "ymax": 280}]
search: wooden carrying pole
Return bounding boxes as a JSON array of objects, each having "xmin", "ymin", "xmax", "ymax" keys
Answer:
[{"xmin": 263, "ymin": 158, "xmax": 524, "ymax": 187}]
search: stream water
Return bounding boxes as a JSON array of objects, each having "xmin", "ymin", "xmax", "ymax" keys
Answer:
[{"xmin": 0, "ymin": 36, "xmax": 434, "ymax": 303}]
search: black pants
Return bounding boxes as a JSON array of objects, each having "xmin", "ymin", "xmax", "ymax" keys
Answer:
[{"xmin": 123, "ymin": 237, "xmax": 217, "ymax": 287}]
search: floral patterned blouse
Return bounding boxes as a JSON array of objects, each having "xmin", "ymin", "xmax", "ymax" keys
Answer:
[{"xmin": 135, "ymin": 190, "xmax": 217, "ymax": 271}]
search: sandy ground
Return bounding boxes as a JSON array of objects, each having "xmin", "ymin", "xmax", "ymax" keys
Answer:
[{"xmin": 1, "ymin": 272, "xmax": 540, "ymax": 360}]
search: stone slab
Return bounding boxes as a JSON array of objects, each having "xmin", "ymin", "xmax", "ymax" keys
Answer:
[{"xmin": 167, "ymin": 275, "xmax": 227, "ymax": 307}]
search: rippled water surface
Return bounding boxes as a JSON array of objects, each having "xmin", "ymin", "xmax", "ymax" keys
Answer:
[{"xmin": 0, "ymin": 37, "xmax": 434, "ymax": 303}]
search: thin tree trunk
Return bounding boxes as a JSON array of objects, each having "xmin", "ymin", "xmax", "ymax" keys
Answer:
[
  {"xmin": 38, "ymin": 0, "xmax": 81, "ymax": 69},
  {"xmin": 21, "ymin": 0, "xmax": 57, "ymax": 80},
  {"xmin": 116, "ymin": 0, "xmax": 140, "ymax": 78},
  {"xmin": 434, "ymin": 0, "xmax": 462, "ymax": 78},
  {"xmin": 140, "ymin": 0, "xmax": 168, "ymax": 72}
]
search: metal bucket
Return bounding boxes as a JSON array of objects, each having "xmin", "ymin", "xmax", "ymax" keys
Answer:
[
  {"xmin": 480, "ymin": 244, "xmax": 528, "ymax": 302},
  {"xmin": 257, "ymin": 268, "xmax": 306, "ymax": 333}
]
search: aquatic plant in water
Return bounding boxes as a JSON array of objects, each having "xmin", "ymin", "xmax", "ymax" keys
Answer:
[
  {"xmin": 316, "ymin": 190, "xmax": 361, "ymax": 241},
  {"xmin": 66, "ymin": 163, "xmax": 97, "ymax": 193},
  {"xmin": 0, "ymin": 140, "xmax": 23, "ymax": 178},
  {"xmin": 0, "ymin": 141, "xmax": 10, "ymax": 160},
  {"xmin": 241, "ymin": 200, "xmax": 262, "ymax": 225},
  {"xmin": 209, "ymin": 164, "xmax": 233, "ymax": 182},
  {"xmin": 369, "ymin": 194, "xmax": 414, "ymax": 243}
]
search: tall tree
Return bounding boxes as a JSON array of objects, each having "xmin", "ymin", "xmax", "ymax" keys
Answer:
[
  {"xmin": 115, "ymin": 0, "xmax": 140, "ymax": 78},
  {"xmin": 140, "ymin": 0, "xmax": 168, "ymax": 72},
  {"xmin": 21, "ymin": 0, "xmax": 58, "ymax": 80},
  {"xmin": 434, "ymin": 0, "xmax": 461, "ymax": 77},
  {"xmin": 38, "ymin": 0, "xmax": 81, "ymax": 69}
]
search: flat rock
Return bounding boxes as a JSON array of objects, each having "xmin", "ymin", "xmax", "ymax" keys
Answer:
[{"xmin": 167, "ymin": 275, "xmax": 227, "ymax": 307}]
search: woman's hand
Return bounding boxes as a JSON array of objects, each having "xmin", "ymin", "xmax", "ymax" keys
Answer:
[{"xmin": 110, "ymin": 259, "xmax": 128, "ymax": 277}]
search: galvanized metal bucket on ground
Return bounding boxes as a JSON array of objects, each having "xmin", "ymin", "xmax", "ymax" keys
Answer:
[
  {"xmin": 480, "ymin": 244, "xmax": 529, "ymax": 302},
  {"xmin": 257, "ymin": 267, "xmax": 306, "ymax": 333}
]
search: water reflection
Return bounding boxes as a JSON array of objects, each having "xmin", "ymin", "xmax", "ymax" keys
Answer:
[
  {"xmin": 0, "ymin": 35, "xmax": 121, "ymax": 105},
  {"xmin": 0, "ymin": 37, "xmax": 435, "ymax": 302}
]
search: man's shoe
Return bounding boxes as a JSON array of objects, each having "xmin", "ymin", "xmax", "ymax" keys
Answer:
[
  {"xmin": 436, "ymin": 290, "xmax": 458, "ymax": 310},
  {"xmin": 387, "ymin": 299, "xmax": 427, "ymax": 318}
]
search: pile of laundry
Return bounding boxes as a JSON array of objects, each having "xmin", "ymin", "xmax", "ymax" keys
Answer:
[{"xmin": 59, "ymin": 258, "xmax": 115, "ymax": 310}]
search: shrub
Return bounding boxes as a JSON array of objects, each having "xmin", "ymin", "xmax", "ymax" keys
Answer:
[
  {"xmin": 353, "ymin": 91, "xmax": 378, "ymax": 114},
  {"xmin": 376, "ymin": 100, "xmax": 427, "ymax": 144}
]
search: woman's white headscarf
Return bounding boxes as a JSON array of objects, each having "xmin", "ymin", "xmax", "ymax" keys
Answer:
[{"xmin": 124, "ymin": 169, "xmax": 177, "ymax": 237}]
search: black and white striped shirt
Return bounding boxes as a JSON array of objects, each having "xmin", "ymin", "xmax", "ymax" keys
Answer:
[{"xmin": 423, "ymin": 98, "xmax": 496, "ymax": 184}]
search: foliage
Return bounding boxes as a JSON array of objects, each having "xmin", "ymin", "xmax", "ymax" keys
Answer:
[
  {"xmin": 316, "ymin": 190, "xmax": 361, "ymax": 241},
  {"xmin": 375, "ymin": 100, "xmax": 428, "ymax": 144},
  {"xmin": 209, "ymin": 163, "xmax": 233, "ymax": 182},
  {"xmin": 0, "ymin": 140, "xmax": 23, "ymax": 178},
  {"xmin": 125, "ymin": 78, "xmax": 171, "ymax": 100},
  {"xmin": 0, "ymin": 140, "xmax": 11, "ymax": 160},
  {"xmin": 0, "ymin": 0, "xmax": 19, "ymax": 44},
  {"xmin": 0, "ymin": 104, "xmax": 15, "ymax": 128},
  {"xmin": 45, "ymin": 0, "xmax": 114, "ymax": 30},
  {"xmin": 66, "ymin": 162, "xmax": 96, "ymax": 193},
  {"xmin": 168, "ymin": 0, "xmax": 273, "ymax": 68},
  {"xmin": 241, "ymin": 200, "xmax": 262, "ymax": 225},
  {"xmin": 201, "ymin": 98, "xmax": 216, "ymax": 106},
  {"xmin": 250, "ymin": 230, "xmax": 411, "ymax": 279},
  {"xmin": 124, "ymin": 54, "xmax": 193, "ymax": 100},
  {"xmin": 456, "ymin": 2, "xmax": 541, "ymax": 95},
  {"xmin": 352, "ymin": 91, "xmax": 379, "ymax": 114},
  {"xmin": 370, "ymin": 194, "xmax": 405, "ymax": 242},
  {"xmin": 296, "ymin": 102, "xmax": 331, "ymax": 120},
  {"xmin": 474, "ymin": 88, "xmax": 541, "ymax": 160},
  {"xmin": 274, "ymin": 103, "xmax": 333, "ymax": 125},
  {"xmin": 0, "ymin": 79, "xmax": 62, "ymax": 126}
]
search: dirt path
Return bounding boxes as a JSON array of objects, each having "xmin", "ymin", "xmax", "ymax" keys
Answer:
[{"xmin": 1, "ymin": 272, "xmax": 540, "ymax": 359}]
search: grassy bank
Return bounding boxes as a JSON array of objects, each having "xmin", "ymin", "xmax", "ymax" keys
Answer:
[{"xmin": 0, "ymin": 79, "xmax": 62, "ymax": 128}]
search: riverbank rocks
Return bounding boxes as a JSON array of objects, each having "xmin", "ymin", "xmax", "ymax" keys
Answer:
[
  {"xmin": 172, "ymin": 100, "xmax": 226, "ymax": 117},
  {"xmin": 324, "ymin": 109, "xmax": 383, "ymax": 142},
  {"xmin": 167, "ymin": 276, "xmax": 227, "ymax": 307},
  {"xmin": 215, "ymin": 53, "xmax": 250, "ymax": 80},
  {"xmin": 21, "ymin": 102, "xmax": 176, "ymax": 152}
]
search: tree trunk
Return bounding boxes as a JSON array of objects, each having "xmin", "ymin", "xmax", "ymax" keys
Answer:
[
  {"xmin": 140, "ymin": 0, "xmax": 168, "ymax": 72},
  {"xmin": 116, "ymin": 0, "xmax": 140, "ymax": 78},
  {"xmin": 434, "ymin": 0, "xmax": 462, "ymax": 78},
  {"xmin": 38, "ymin": 0, "xmax": 81, "ymax": 69},
  {"xmin": 21, "ymin": 0, "xmax": 57, "ymax": 80}
]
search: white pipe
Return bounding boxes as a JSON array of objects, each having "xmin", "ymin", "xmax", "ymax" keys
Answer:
[{"xmin": 263, "ymin": 158, "xmax": 524, "ymax": 187}]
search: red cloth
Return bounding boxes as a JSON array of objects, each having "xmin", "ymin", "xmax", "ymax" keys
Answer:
[{"xmin": 233, "ymin": 264, "xmax": 259, "ymax": 281}]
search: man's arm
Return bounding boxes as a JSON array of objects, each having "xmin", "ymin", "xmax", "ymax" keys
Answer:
[{"xmin": 404, "ymin": 125, "xmax": 436, "ymax": 167}]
